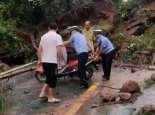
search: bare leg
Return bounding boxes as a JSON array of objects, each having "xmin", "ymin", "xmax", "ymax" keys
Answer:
[
  {"xmin": 48, "ymin": 87, "xmax": 61, "ymax": 102},
  {"xmin": 48, "ymin": 87, "xmax": 54, "ymax": 100},
  {"xmin": 39, "ymin": 83, "xmax": 48, "ymax": 97}
]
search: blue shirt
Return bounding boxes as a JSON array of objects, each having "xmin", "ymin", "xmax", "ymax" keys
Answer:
[
  {"xmin": 68, "ymin": 32, "xmax": 88, "ymax": 54},
  {"xmin": 96, "ymin": 35, "xmax": 114, "ymax": 54}
]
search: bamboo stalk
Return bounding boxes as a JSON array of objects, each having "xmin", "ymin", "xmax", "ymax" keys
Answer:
[
  {"xmin": 0, "ymin": 61, "xmax": 37, "ymax": 76},
  {"xmin": 0, "ymin": 61, "xmax": 37, "ymax": 80},
  {"xmin": 0, "ymin": 67, "xmax": 36, "ymax": 80}
]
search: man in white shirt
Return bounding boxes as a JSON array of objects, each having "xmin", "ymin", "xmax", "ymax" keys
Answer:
[{"xmin": 38, "ymin": 22, "xmax": 64, "ymax": 103}]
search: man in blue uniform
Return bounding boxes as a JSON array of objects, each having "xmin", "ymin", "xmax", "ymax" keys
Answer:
[
  {"xmin": 94, "ymin": 29, "xmax": 115, "ymax": 81},
  {"xmin": 64, "ymin": 26, "xmax": 89, "ymax": 89}
]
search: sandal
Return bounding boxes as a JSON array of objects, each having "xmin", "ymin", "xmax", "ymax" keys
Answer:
[
  {"xmin": 48, "ymin": 98, "xmax": 61, "ymax": 103},
  {"xmin": 39, "ymin": 92, "xmax": 47, "ymax": 98}
]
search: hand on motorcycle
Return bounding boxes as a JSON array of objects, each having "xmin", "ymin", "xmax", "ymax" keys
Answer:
[
  {"xmin": 94, "ymin": 55, "xmax": 99, "ymax": 61},
  {"xmin": 92, "ymin": 52, "xmax": 99, "ymax": 61},
  {"xmin": 37, "ymin": 59, "xmax": 42, "ymax": 66},
  {"xmin": 59, "ymin": 60, "xmax": 65, "ymax": 67}
]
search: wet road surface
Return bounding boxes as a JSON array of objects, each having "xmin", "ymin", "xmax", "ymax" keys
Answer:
[{"xmin": 1, "ymin": 64, "xmax": 155, "ymax": 115}]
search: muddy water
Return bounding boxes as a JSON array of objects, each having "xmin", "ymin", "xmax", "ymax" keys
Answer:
[{"xmin": 77, "ymin": 85, "xmax": 155, "ymax": 115}]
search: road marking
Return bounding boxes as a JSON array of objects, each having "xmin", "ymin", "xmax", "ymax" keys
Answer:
[{"xmin": 66, "ymin": 82, "xmax": 99, "ymax": 115}]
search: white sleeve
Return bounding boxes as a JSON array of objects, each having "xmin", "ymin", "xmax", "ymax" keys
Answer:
[
  {"xmin": 39, "ymin": 37, "xmax": 43, "ymax": 46},
  {"xmin": 57, "ymin": 35, "xmax": 63, "ymax": 46}
]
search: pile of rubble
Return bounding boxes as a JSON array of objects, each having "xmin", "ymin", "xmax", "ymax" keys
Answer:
[{"xmin": 99, "ymin": 80, "xmax": 140, "ymax": 102}]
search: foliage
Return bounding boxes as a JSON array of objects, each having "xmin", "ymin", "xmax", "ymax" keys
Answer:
[
  {"xmin": 138, "ymin": 8, "xmax": 152, "ymax": 18},
  {"xmin": 113, "ymin": 32, "xmax": 155, "ymax": 63},
  {"xmin": 1, "ymin": 0, "xmax": 92, "ymax": 27},
  {"xmin": 0, "ymin": 0, "xmax": 92, "ymax": 63},
  {"xmin": 112, "ymin": 33, "xmax": 128, "ymax": 45},
  {"xmin": 143, "ymin": 78, "xmax": 155, "ymax": 89},
  {"xmin": 0, "ymin": 93, "xmax": 15, "ymax": 113},
  {"xmin": 116, "ymin": 0, "xmax": 146, "ymax": 25},
  {"xmin": 0, "ymin": 0, "xmax": 44, "ymax": 26},
  {"xmin": 136, "ymin": 108, "xmax": 152, "ymax": 115},
  {"xmin": 0, "ymin": 19, "xmax": 33, "ymax": 58}
]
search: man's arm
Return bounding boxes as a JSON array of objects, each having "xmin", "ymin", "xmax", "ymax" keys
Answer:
[
  {"xmin": 64, "ymin": 41, "xmax": 71, "ymax": 46},
  {"xmin": 64, "ymin": 35, "xmax": 74, "ymax": 46},
  {"xmin": 37, "ymin": 44, "xmax": 43, "ymax": 65},
  {"xmin": 94, "ymin": 46, "xmax": 102, "ymax": 56},
  {"xmin": 57, "ymin": 45, "xmax": 65, "ymax": 66}
]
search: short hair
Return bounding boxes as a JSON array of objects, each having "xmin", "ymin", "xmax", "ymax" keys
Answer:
[
  {"xmin": 85, "ymin": 21, "xmax": 91, "ymax": 25},
  {"xmin": 48, "ymin": 22, "xmax": 58, "ymax": 30}
]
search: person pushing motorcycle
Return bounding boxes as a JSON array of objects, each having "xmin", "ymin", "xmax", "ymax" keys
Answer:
[
  {"xmin": 64, "ymin": 26, "xmax": 89, "ymax": 89},
  {"xmin": 93, "ymin": 29, "xmax": 115, "ymax": 81}
]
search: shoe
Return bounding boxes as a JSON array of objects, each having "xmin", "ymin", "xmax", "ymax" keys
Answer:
[
  {"xmin": 48, "ymin": 98, "xmax": 61, "ymax": 103},
  {"xmin": 78, "ymin": 84, "xmax": 89, "ymax": 89},
  {"xmin": 39, "ymin": 92, "xmax": 47, "ymax": 98},
  {"xmin": 102, "ymin": 77, "xmax": 109, "ymax": 81},
  {"xmin": 95, "ymin": 66, "xmax": 98, "ymax": 70}
]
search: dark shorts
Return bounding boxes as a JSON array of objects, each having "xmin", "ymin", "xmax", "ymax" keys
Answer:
[{"xmin": 42, "ymin": 63, "xmax": 57, "ymax": 88}]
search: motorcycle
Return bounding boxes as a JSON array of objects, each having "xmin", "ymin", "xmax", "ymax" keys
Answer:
[{"xmin": 34, "ymin": 56, "xmax": 94, "ymax": 82}]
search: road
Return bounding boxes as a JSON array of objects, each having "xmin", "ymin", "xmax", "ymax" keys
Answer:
[{"xmin": 1, "ymin": 63, "xmax": 155, "ymax": 115}]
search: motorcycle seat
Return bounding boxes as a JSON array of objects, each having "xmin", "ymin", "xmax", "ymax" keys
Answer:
[{"xmin": 68, "ymin": 60, "xmax": 78, "ymax": 67}]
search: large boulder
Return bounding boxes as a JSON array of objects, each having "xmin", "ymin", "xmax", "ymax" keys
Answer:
[{"xmin": 121, "ymin": 81, "xmax": 139, "ymax": 93}]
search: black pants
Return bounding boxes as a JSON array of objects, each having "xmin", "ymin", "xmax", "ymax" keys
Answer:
[
  {"xmin": 92, "ymin": 61, "xmax": 98, "ymax": 70},
  {"xmin": 101, "ymin": 50, "xmax": 115, "ymax": 80},
  {"xmin": 42, "ymin": 63, "xmax": 57, "ymax": 88},
  {"xmin": 78, "ymin": 52, "xmax": 88, "ymax": 86}
]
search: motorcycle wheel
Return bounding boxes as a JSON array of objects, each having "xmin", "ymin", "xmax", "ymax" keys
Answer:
[
  {"xmin": 85, "ymin": 66, "xmax": 93, "ymax": 80},
  {"xmin": 35, "ymin": 72, "xmax": 46, "ymax": 82}
]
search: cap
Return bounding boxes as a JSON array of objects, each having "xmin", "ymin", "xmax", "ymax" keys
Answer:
[
  {"xmin": 93, "ymin": 29, "xmax": 102, "ymax": 34},
  {"xmin": 67, "ymin": 26, "xmax": 79, "ymax": 31}
]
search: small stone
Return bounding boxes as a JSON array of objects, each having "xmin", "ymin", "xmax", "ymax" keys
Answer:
[
  {"xmin": 114, "ymin": 64, "xmax": 119, "ymax": 67},
  {"xmin": 148, "ymin": 66, "xmax": 155, "ymax": 70},
  {"xmin": 118, "ymin": 93, "xmax": 131, "ymax": 101},
  {"xmin": 121, "ymin": 81, "xmax": 139, "ymax": 93},
  {"xmin": 151, "ymin": 73, "xmax": 155, "ymax": 81},
  {"xmin": 131, "ymin": 68, "xmax": 136, "ymax": 73},
  {"xmin": 24, "ymin": 90, "xmax": 30, "ymax": 94},
  {"xmin": 115, "ymin": 96, "xmax": 121, "ymax": 102}
]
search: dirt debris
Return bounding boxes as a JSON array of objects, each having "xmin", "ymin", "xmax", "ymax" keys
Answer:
[{"xmin": 137, "ymin": 104, "xmax": 155, "ymax": 115}]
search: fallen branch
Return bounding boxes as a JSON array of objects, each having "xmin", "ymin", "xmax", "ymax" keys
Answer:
[
  {"xmin": 0, "ymin": 67, "xmax": 36, "ymax": 80},
  {"xmin": 97, "ymin": 84, "xmax": 121, "ymax": 90},
  {"xmin": 0, "ymin": 61, "xmax": 37, "ymax": 80}
]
